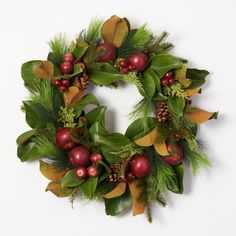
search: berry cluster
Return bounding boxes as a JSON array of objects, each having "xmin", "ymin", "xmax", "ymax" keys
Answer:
[
  {"xmin": 161, "ymin": 71, "xmax": 175, "ymax": 86},
  {"xmin": 53, "ymin": 79, "xmax": 70, "ymax": 92},
  {"xmin": 119, "ymin": 58, "xmax": 136, "ymax": 74},
  {"xmin": 60, "ymin": 53, "xmax": 75, "ymax": 74}
]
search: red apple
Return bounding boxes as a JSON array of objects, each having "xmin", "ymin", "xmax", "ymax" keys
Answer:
[
  {"xmin": 69, "ymin": 146, "xmax": 90, "ymax": 167},
  {"xmin": 128, "ymin": 52, "xmax": 148, "ymax": 72},
  {"xmin": 97, "ymin": 43, "xmax": 116, "ymax": 62},
  {"xmin": 161, "ymin": 143, "xmax": 183, "ymax": 166},
  {"xmin": 55, "ymin": 128, "xmax": 76, "ymax": 150},
  {"xmin": 130, "ymin": 154, "xmax": 150, "ymax": 178}
]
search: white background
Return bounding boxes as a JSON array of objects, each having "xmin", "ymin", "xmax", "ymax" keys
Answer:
[{"xmin": 0, "ymin": 0, "xmax": 236, "ymax": 235}]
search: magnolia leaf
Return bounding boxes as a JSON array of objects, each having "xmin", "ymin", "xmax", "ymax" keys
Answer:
[
  {"xmin": 134, "ymin": 127, "xmax": 158, "ymax": 147},
  {"xmin": 80, "ymin": 177, "xmax": 98, "ymax": 199},
  {"xmin": 185, "ymin": 88, "xmax": 201, "ymax": 96},
  {"xmin": 73, "ymin": 46, "xmax": 88, "ymax": 60},
  {"xmin": 154, "ymin": 142, "xmax": 169, "ymax": 156},
  {"xmin": 46, "ymin": 181, "xmax": 71, "ymax": 198},
  {"xmin": 128, "ymin": 180, "xmax": 146, "ymax": 216},
  {"xmin": 168, "ymin": 96, "xmax": 185, "ymax": 116},
  {"xmin": 186, "ymin": 108, "xmax": 218, "ymax": 124},
  {"xmin": 64, "ymin": 64, "xmax": 83, "ymax": 78},
  {"xmin": 142, "ymin": 69, "xmax": 157, "ymax": 99},
  {"xmin": 39, "ymin": 160, "xmax": 66, "ymax": 182},
  {"xmin": 186, "ymin": 68, "xmax": 209, "ymax": 89},
  {"xmin": 63, "ymin": 86, "xmax": 85, "ymax": 105},
  {"xmin": 101, "ymin": 15, "xmax": 129, "ymax": 47},
  {"xmin": 86, "ymin": 106, "xmax": 107, "ymax": 127},
  {"xmin": 16, "ymin": 130, "xmax": 37, "ymax": 146},
  {"xmin": 175, "ymin": 64, "xmax": 191, "ymax": 88},
  {"xmin": 33, "ymin": 61, "xmax": 54, "ymax": 80},
  {"xmin": 103, "ymin": 182, "xmax": 126, "ymax": 199}
]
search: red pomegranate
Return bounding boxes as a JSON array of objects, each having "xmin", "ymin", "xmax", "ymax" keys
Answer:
[
  {"xmin": 161, "ymin": 143, "xmax": 183, "ymax": 166},
  {"xmin": 55, "ymin": 128, "xmax": 76, "ymax": 150},
  {"xmin": 128, "ymin": 52, "xmax": 149, "ymax": 72},
  {"xmin": 69, "ymin": 146, "xmax": 90, "ymax": 167},
  {"xmin": 130, "ymin": 154, "xmax": 150, "ymax": 178},
  {"xmin": 97, "ymin": 43, "xmax": 116, "ymax": 62}
]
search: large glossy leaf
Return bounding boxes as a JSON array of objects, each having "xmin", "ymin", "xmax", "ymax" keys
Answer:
[
  {"xmin": 96, "ymin": 161, "xmax": 111, "ymax": 182},
  {"xmin": 46, "ymin": 181, "xmax": 71, "ymax": 198},
  {"xmin": 63, "ymin": 86, "xmax": 84, "ymax": 105},
  {"xmin": 73, "ymin": 46, "xmax": 88, "ymax": 60},
  {"xmin": 168, "ymin": 96, "xmax": 185, "ymax": 116},
  {"xmin": 186, "ymin": 108, "xmax": 218, "ymax": 124},
  {"xmin": 105, "ymin": 189, "xmax": 132, "ymax": 216},
  {"xmin": 90, "ymin": 63, "xmax": 124, "ymax": 85},
  {"xmin": 187, "ymin": 68, "xmax": 209, "ymax": 89},
  {"xmin": 134, "ymin": 127, "xmax": 158, "ymax": 147},
  {"xmin": 142, "ymin": 69, "xmax": 157, "ymax": 99},
  {"xmin": 33, "ymin": 60, "xmax": 54, "ymax": 80},
  {"xmin": 21, "ymin": 60, "xmax": 42, "ymax": 88},
  {"xmin": 64, "ymin": 64, "xmax": 83, "ymax": 78},
  {"xmin": 16, "ymin": 130, "xmax": 37, "ymax": 146},
  {"xmin": 150, "ymin": 54, "xmax": 182, "ymax": 78},
  {"xmin": 73, "ymin": 93, "xmax": 99, "ymax": 117},
  {"xmin": 86, "ymin": 106, "xmax": 107, "ymax": 127},
  {"xmin": 61, "ymin": 169, "xmax": 85, "ymax": 188},
  {"xmin": 80, "ymin": 177, "xmax": 98, "ymax": 199},
  {"xmin": 103, "ymin": 182, "xmax": 126, "ymax": 199}
]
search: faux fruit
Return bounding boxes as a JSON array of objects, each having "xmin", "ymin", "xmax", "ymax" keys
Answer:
[
  {"xmin": 97, "ymin": 43, "xmax": 116, "ymax": 62},
  {"xmin": 76, "ymin": 166, "xmax": 87, "ymax": 179},
  {"xmin": 128, "ymin": 52, "xmax": 148, "ymax": 72},
  {"xmin": 56, "ymin": 128, "xmax": 76, "ymax": 150},
  {"xmin": 87, "ymin": 166, "xmax": 98, "ymax": 177},
  {"xmin": 60, "ymin": 61, "xmax": 73, "ymax": 74},
  {"xmin": 130, "ymin": 154, "xmax": 150, "ymax": 178},
  {"xmin": 63, "ymin": 53, "xmax": 75, "ymax": 63},
  {"xmin": 69, "ymin": 146, "xmax": 90, "ymax": 167},
  {"xmin": 161, "ymin": 143, "xmax": 183, "ymax": 166},
  {"xmin": 90, "ymin": 152, "xmax": 103, "ymax": 164}
]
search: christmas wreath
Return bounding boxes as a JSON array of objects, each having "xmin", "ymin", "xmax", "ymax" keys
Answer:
[{"xmin": 17, "ymin": 15, "xmax": 218, "ymax": 222}]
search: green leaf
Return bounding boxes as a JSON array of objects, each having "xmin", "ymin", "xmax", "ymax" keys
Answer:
[
  {"xmin": 74, "ymin": 93, "xmax": 99, "ymax": 117},
  {"xmin": 125, "ymin": 117, "xmax": 157, "ymax": 140},
  {"xmin": 61, "ymin": 169, "xmax": 85, "ymax": 188},
  {"xmin": 64, "ymin": 64, "xmax": 83, "ymax": 78},
  {"xmin": 80, "ymin": 177, "xmax": 98, "ymax": 199},
  {"xmin": 17, "ymin": 141, "xmax": 43, "ymax": 162},
  {"xmin": 89, "ymin": 122, "xmax": 109, "ymax": 143},
  {"xmin": 142, "ymin": 69, "xmax": 156, "ymax": 99},
  {"xmin": 168, "ymin": 96, "xmax": 185, "ymax": 116},
  {"xmin": 16, "ymin": 130, "xmax": 37, "ymax": 146},
  {"xmin": 86, "ymin": 106, "xmax": 107, "ymax": 127},
  {"xmin": 187, "ymin": 68, "xmax": 209, "ymax": 89},
  {"xmin": 21, "ymin": 60, "xmax": 42, "ymax": 88},
  {"xmin": 90, "ymin": 63, "xmax": 124, "ymax": 85},
  {"xmin": 105, "ymin": 189, "xmax": 132, "ymax": 216},
  {"xmin": 150, "ymin": 54, "xmax": 182, "ymax": 78},
  {"xmin": 73, "ymin": 46, "xmax": 88, "ymax": 60},
  {"xmin": 96, "ymin": 161, "xmax": 111, "ymax": 182},
  {"xmin": 153, "ymin": 92, "xmax": 167, "ymax": 101}
]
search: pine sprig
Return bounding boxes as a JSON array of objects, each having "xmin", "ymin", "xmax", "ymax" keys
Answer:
[
  {"xmin": 164, "ymin": 82, "xmax": 187, "ymax": 98},
  {"xmin": 122, "ymin": 72, "xmax": 144, "ymax": 92},
  {"xmin": 48, "ymin": 34, "xmax": 68, "ymax": 66},
  {"xmin": 58, "ymin": 106, "xmax": 76, "ymax": 127}
]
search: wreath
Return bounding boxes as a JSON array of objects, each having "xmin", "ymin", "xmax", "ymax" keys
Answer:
[{"xmin": 16, "ymin": 15, "xmax": 218, "ymax": 222}]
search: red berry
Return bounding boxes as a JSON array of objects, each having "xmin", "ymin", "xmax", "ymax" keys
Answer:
[
  {"xmin": 128, "ymin": 52, "xmax": 148, "ymax": 72},
  {"xmin": 161, "ymin": 78, "xmax": 169, "ymax": 86},
  {"xmin": 161, "ymin": 143, "xmax": 183, "ymax": 166},
  {"xmin": 175, "ymin": 133, "xmax": 181, "ymax": 141},
  {"xmin": 120, "ymin": 177, "xmax": 128, "ymax": 183},
  {"xmin": 121, "ymin": 67, "xmax": 129, "ymax": 74},
  {"xmin": 61, "ymin": 79, "xmax": 69, "ymax": 87},
  {"xmin": 53, "ymin": 79, "xmax": 61, "ymax": 86},
  {"xmin": 76, "ymin": 167, "xmax": 87, "ymax": 179},
  {"xmin": 119, "ymin": 59, "xmax": 128, "ymax": 67},
  {"xmin": 87, "ymin": 166, "xmax": 98, "ymax": 177},
  {"xmin": 126, "ymin": 171, "xmax": 135, "ymax": 181},
  {"xmin": 130, "ymin": 155, "xmax": 150, "ymax": 178},
  {"xmin": 60, "ymin": 61, "xmax": 73, "ymax": 74},
  {"xmin": 63, "ymin": 53, "xmax": 75, "ymax": 63},
  {"xmin": 128, "ymin": 64, "xmax": 135, "ymax": 71},
  {"xmin": 58, "ymin": 85, "xmax": 67, "ymax": 92},
  {"xmin": 69, "ymin": 146, "xmax": 90, "ymax": 167},
  {"xmin": 164, "ymin": 72, "xmax": 173, "ymax": 79},
  {"xmin": 168, "ymin": 77, "xmax": 175, "ymax": 85},
  {"xmin": 74, "ymin": 61, "xmax": 86, "ymax": 71},
  {"xmin": 56, "ymin": 128, "xmax": 76, "ymax": 150},
  {"xmin": 90, "ymin": 152, "xmax": 103, "ymax": 164},
  {"xmin": 97, "ymin": 43, "xmax": 116, "ymax": 62}
]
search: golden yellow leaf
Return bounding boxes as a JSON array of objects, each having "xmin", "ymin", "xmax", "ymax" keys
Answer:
[
  {"xmin": 101, "ymin": 15, "xmax": 129, "ymax": 48},
  {"xmin": 134, "ymin": 127, "xmax": 158, "ymax": 147},
  {"xmin": 128, "ymin": 180, "xmax": 146, "ymax": 216},
  {"xmin": 186, "ymin": 108, "xmax": 218, "ymax": 124},
  {"xmin": 185, "ymin": 88, "xmax": 201, "ymax": 96},
  {"xmin": 46, "ymin": 181, "xmax": 71, "ymax": 198},
  {"xmin": 39, "ymin": 160, "xmax": 66, "ymax": 182},
  {"xmin": 33, "ymin": 61, "xmax": 54, "ymax": 80},
  {"xmin": 154, "ymin": 142, "xmax": 169, "ymax": 156},
  {"xmin": 103, "ymin": 182, "xmax": 126, "ymax": 199},
  {"xmin": 63, "ymin": 86, "xmax": 85, "ymax": 105},
  {"xmin": 175, "ymin": 64, "xmax": 191, "ymax": 88}
]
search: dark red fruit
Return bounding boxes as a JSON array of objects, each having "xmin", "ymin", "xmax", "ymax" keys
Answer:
[
  {"xmin": 69, "ymin": 146, "xmax": 90, "ymax": 167},
  {"xmin": 60, "ymin": 61, "xmax": 73, "ymax": 74},
  {"xmin": 120, "ymin": 177, "xmax": 128, "ymax": 183},
  {"xmin": 76, "ymin": 166, "xmax": 87, "ymax": 179},
  {"xmin": 53, "ymin": 79, "xmax": 61, "ymax": 86},
  {"xmin": 61, "ymin": 79, "xmax": 69, "ymax": 87},
  {"xmin": 63, "ymin": 53, "xmax": 75, "ymax": 63},
  {"xmin": 74, "ymin": 61, "xmax": 86, "ymax": 71},
  {"xmin": 90, "ymin": 152, "xmax": 103, "ymax": 164},
  {"xmin": 126, "ymin": 171, "xmax": 135, "ymax": 181},
  {"xmin": 164, "ymin": 72, "xmax": 173, "ymax": 79},
  {"xmin": 97, "ymin": 43, "xmax": 116, "ymax": 62},
  {"xmin": 175, "ymin": 133, "xmax": 181, "ymax": 141},
  {"xmin": 128, "ymin": 64, "xmax": 135, "ymax": 71},
  {"xmin": 161, "ymin": 78, "xmax": 169, "ymax": 86},
  {"xmin": 119, "ymin": 59, "xmax": 128, "ymax": 67},
  {"xmin": 128, "ymin": 52, "xmax": 148, "ymax": 72},
  {"xmin": 58, "ymin": 85, "xmax": 67, "ymax": 92},
  {"xmin": 121, "ymin": 67, "xmax": 129, "ymax": 74},
  {"xmin": 87, "ymin": 166, "xmax": 98, "ymax": 177},
  {"xmin": 130, "ymin": 155, "xmax": 150, "ymax": 178},
  {"xmin": 161, "ymin": 143, "xmax": 183, "ymax": 166},
  {"xmin": 168, "ymin": 77, "xmax": 175, "ymax": 85},
  {"xmin": 56, "ymin": 128, "xmax": 76, "ymax": 150}
]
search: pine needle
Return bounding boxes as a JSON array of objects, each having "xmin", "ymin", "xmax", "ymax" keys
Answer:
[{"xmin": 122, "ymin": 72, "xmax": 144, "ymax": 92}]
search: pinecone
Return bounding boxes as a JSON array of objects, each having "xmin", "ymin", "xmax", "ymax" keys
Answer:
[
  {"xmin": 156, "ymin": 102, "xmax": 172, "ymax": 122},
  {"xmin": 108, "ymin": 163, "xmax": 122, "ymax": 182},
  {"xmin": 73, "ymin": 72, "xmax": 89, "ymax": 89}
]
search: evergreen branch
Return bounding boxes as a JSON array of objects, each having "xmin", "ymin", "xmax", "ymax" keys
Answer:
[
  {"xmin": 164, "ymin": 82, "xmax": 187, "ymax": 98},
  {"xmin": 48, "ymin": 34, "xmax": 68, "ymax": 66},
  {"xmin": 122, "ymin": 72, "xmax": 144, "ymax": 92},
  {"xmin": 58, "ymin": 106, "xmax": 76, "ymax": 127},
  {"xmin": 83, "ymin": 45, "xmax": 102, "ymax": 70}
]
